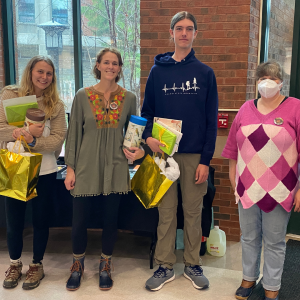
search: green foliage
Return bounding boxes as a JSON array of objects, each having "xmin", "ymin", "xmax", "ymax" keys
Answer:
[{"xmin": 81, "ymin": 0, "xmax": 140, "ymax": 107}]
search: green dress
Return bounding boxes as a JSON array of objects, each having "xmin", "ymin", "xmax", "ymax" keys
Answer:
[{"xmin": 65, "ymin": 85, "xmax": 136, "ymax": 197}]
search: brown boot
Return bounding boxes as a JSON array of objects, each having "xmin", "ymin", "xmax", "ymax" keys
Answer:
[
  {"xmin": 3, "ymin": 263, "xmax": 23, "ymax": 289},
  {"xmin": 22, "ymin": 263, "xmax": 45, "ymax": 290}
]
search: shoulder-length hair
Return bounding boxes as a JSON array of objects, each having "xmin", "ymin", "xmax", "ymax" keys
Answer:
[{"xmin": 93, "ymin": 47, "xmax": 123, "ymax": 83}]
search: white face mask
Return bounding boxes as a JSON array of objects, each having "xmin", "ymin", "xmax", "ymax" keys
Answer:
[{"xmin": 258, "ymin": 79, "xmax": 282, "ymax": 98}]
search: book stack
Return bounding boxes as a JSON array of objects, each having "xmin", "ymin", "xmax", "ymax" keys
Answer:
[{"xmin": 152, "ymin": 117, "xmax": 183, "ymax": 156}]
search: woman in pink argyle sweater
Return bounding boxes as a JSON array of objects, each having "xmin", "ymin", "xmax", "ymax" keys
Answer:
[{"xmin": 222, "ymin": 60, "xmax": 300, "ymax": 300}]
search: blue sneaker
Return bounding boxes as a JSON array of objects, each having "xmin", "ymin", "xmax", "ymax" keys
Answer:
[
  {"xmin": 183, "ymin": 265, "xmax": 209, "ymax": 290},
  {"xmin": 145, "ymin": 265, "xmax": 175, "ymax": 291}
]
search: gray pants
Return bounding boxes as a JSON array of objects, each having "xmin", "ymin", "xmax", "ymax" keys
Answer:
[
  {"xmin": 154, "ymin": 153, "xmax": 208, "ymax": 269},
  {"xmin": 238, "ymin": 202, "xmax": 291, "ymax": 291}
]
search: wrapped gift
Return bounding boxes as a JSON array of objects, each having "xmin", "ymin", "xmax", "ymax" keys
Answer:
[
  {"xmin": 131, "ymin": 154, "xmax": 174, "ymax": 209},
  {"xmin": 155, "ymin": 119, "xmax": 183, "ymax": 156},
  {"xmin": 152, "ymin": 122, "xmax": 177, "ymax": 156},
  {"xmin": 6, "ymin": 102, "xmax": 39, "ymax": 127},
  {"xmin": 0, "ymin": 136, "xmax": 42, "ymax": 201}
]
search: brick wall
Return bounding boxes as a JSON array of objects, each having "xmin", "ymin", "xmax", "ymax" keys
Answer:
[
  {"xmin": 0, "ymin": 1, "xmax": 5, "ymax": 89},
  {"xmin": 140, "ymin": 0, "xmax": 261, "ymax": 242}
]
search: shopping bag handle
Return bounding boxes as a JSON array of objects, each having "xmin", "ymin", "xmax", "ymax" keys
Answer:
[
  {"xmin": 12, "ymin": 135, "xmax": 33, "ymax": 155},
  {"xmin": 153, "ymin": 152, "xmax": 165, "ymax": 165}
]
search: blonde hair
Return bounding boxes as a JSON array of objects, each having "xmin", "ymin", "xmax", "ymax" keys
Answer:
[
  {"xmin": 93, "ymin": 47, "xmax": 123, "ymax": 82},
  {"xmin": 1, "ymin": 55, "xmax": 61, "ymax": 118}
]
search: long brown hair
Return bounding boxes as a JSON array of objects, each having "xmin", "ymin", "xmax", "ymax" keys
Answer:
[{"xmin": 1, "ymin": 55, "xmax": 61, "ymax": 118}]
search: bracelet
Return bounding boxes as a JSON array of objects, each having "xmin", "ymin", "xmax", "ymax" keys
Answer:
[{"xmin": 28, "ymin": 136, "xmax": 36, "ymax": 147}]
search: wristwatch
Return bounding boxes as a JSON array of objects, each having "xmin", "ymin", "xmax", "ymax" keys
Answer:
[{"xmin": 28, "ymin": 137, "xmax": 36, "ymax": 147}]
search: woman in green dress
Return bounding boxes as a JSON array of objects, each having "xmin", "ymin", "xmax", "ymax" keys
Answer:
[{"xmin": 64, "ymin": 48, "xmax": 144, "ymax": 291}]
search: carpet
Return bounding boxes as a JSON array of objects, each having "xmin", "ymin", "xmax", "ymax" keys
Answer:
[{"xmin": 249, "ymin": 239, "xmax": 300, "ymax": 300}]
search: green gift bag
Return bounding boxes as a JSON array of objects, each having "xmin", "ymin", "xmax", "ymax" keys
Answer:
[{"xmin": 152, "ymin": 122, "xmax": 177, "ymax": 156}]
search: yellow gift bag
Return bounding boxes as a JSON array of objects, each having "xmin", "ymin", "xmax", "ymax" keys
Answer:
[
  {"xmin": 0, "ymin": 136, "xmax": 43, "ymax": 201},
  {"xmin": 131, "ymin": 154, "xmax": 173, "ymax": 209}
]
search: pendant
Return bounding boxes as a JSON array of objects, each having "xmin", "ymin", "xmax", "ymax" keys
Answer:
[
  {"xmin": 274, "ymin": 117, "xmax": 283, "ymax": 126},
  {"xmin": 110, "ymin": 102, "xmax": 118, "ymax": 110}
]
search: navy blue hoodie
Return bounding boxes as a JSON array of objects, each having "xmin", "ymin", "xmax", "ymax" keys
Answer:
[{"xmin": 141, "ymin": 49, "xmax": 218, "ymax": 166}]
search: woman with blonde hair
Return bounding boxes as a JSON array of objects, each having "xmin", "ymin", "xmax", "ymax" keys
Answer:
[
  {"xmin": 0, "ymin": 55, "xmax": 67, "ymax": 290},
  {"xmin": 64, "ymin": 47, "xmax": 144, "ymax": 291}
]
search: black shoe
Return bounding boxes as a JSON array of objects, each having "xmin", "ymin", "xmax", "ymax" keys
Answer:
[
  {"xmin": 66, "ymin": 256, "xmax": 84, "ymax": 291},
  {"xmin": 99, "ymin": 256, "xmax": 113, "ymax": 290}
]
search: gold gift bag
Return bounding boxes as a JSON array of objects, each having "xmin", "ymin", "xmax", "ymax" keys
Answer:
[
  {"xmin": 131, "ymin": 154, "xmax": 173, "ymax": 209},
  {"xmin": 0, "ymin": 136, "xmax": 43, "ymax": 201}
]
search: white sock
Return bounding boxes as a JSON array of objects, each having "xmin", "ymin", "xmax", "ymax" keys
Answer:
[
  {"xmin": 10, "ymin": 258, "xmax": 22, "ymax": 265},
  {"xmin": 73, "ymin": 253, "xmax": 85, "ymax": 260}
]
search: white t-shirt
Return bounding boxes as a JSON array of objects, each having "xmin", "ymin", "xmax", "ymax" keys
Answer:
[{"xmin": 39, "ymin": 119, "xmax": 58, "ymax": 176}]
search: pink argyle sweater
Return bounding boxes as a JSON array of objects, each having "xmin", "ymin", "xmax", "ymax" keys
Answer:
[{"xmin": 222, "ymin": 97, "xmax": 300, "ymax": 213}]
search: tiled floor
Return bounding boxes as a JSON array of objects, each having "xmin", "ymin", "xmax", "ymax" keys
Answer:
[{"xmin": 0, "ymin": 228, "xmax": 244, "ymax": 300}]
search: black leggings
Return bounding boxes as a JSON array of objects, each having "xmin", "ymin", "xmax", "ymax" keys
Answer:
[
  {"xmin": 72, "ymin": 193, "xmax": 121, "ymax": 256},
  {"xmin": 5, "ymin": 172, "xmax": 56, "ymax": 262}
]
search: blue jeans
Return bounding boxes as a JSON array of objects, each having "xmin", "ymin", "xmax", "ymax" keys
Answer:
[{"xmin": 238, "ymin": 202, "xmax": 291, "ymax": 291}]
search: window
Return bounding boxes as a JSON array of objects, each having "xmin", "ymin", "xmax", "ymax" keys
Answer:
[
  {"xmin": 267, "ymin": 0, "xmax": 295, "ymax": 96},
  {"xmin": 18, "ymin": 0, "xmax": 35, "ymax": 23},
  {"xmin": 52, "ymin": 1, "xmax": 68, "ymax": 25},
  {"xmin": 5, "ymin": 0, "xmax": 140, "ymax": 113},
  {"xmin": 14, "ymin": 0, "xmax": 75, "ymax": 112},
  {"xmin": 81, "ymin": 0, "xmax": 141, "ymax": 111},
  {"xmin": 260, "ymin": 0, "xmax": 296, "ymax": 96}
]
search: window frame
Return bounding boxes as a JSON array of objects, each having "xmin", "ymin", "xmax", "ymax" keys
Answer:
[
  {"xmin": 2, "ymin": 0, "xmax": 16, "ymax": 85},
  {"xmin": 2, "ymin": 0, "xmax": 84, "ymax": 92},
  {"xmin": 259, "ymin": 0, "xmax": 271, "ymax": 63}
]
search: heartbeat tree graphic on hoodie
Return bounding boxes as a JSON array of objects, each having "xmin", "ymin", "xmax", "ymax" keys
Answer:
[
  {"xmin": 141, "ymin": 49, "xmax": 219, "ymax": 166},
  {"xmin": 162, "ymin": 77, "xmax": 200, "ymax": 95}
]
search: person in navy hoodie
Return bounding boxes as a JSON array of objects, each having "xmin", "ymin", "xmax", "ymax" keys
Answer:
[{"xmin": 142, "ymin": 11, "xmax": 218, "ymax": 291}]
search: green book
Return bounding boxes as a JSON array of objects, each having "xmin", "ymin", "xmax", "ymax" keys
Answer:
[
  {"xmin": 6, "ymin": 102, "xmax": 39, "ymax": 126},
  {"xmin": 152, "ymin": 122, "xmax": 177, "ymax": 156}
]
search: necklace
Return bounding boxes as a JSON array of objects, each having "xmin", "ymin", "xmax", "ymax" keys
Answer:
[
  {"xmin": 103, "ymin": 95, "xmax": 118, "ymax": 110},
  {"xmin": 92, "ymin": 85, "xmax": 119, "ymax": 110}
]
